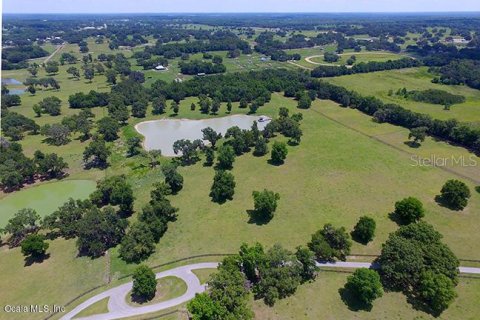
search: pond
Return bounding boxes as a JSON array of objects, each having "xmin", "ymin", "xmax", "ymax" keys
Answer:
[
  {"xmin": 0, "ymin": 180, "xmax": 96, "ymax": 227},
  {"xmin": 1, "ymin": 78, "xmax": 22, "ymax": 85},
  {"xmin": 6, "ymin": 88, "xmax": 25, "ymax": 95},
  {"xmin": 135, "ymin": 114, "xmax": 271, "ymax": 156}
]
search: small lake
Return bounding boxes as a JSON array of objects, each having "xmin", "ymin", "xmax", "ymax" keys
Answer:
[
  {"xmin": 6, "ymin": 88, "xmax": 25, "ymax": 95},
  {"xmin": 2, "ymin": 78, "xmax": 22, "ymax": 85},
  {"xmin": 135, "ymin": 115, "xmax": 270, "ymax": 156}
]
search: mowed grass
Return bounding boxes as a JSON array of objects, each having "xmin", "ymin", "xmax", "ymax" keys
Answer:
[
  {"xmin": 73, "ymin": 297, "xmax": 109, "ymax": 319},
  {"xmin": 126, "ymin": 276, "xmax": 188, "ymax": 306},
  {"xmin": 0, "ymin": 239, "xmax": 107, "ymax": 320},
  {"xmin": 192, "ymin": 269, "xmax": 216, "ymax": 285},
  {"xmin": 326, "ymin": 67, "xmax": 480, "ymax": 124},
  {"xmin": 308, "ymin": 51, "xmax": 409, "ymax": 65},
  {"xmin": 108, "ymin": 93, "xmax": 480, "ymax": 281},
  {"xmin": 0, "ymin": 180, "xmax": 96, "ymax": 227},
  {"xmin": 253, "ymin": 271, "xmax": 480, "ymax": 320}
]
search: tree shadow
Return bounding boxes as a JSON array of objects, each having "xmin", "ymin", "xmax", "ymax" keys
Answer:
[
  {"xmin": 434, "ymin": 194, "xmax": 462, "ymax": 211},
  {"xmin": 130, "ymin": 293, "xmax": 155, "ymax": 304},
  {"xmin": 350, "ymin": 231, "xmax": 369, "ymax": 245},
  {"xmin": 405, "ymin": 292, "xmax": 442, "ymax": 318},
  {"xmin": 338, "ymin": 286, "xmax": 372, "ymax": 312},
  {"xmin": 24, "ymin": 253, "xmax": 50, "ymax": 267},
  {"xmin": 267, "ymin": 159, "xmax": 283, "ymax": 166},
  {"xmin": 246, "ymin": 209, "xmax": 272, "ymax": 225},
  {"xmin": 404, "ymin": 141, "xmax": 420, "ymax": 148},
  {"xmin": 387, "ymin": 211, "xmax": 408, "ymax": 226}
]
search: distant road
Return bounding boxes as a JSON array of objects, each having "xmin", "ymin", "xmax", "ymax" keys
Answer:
[
  {"xmin": 43, "ymin": 44, "xmax": 65, "ymax": 64},
  {"xmin": 61, "ymin": 261, "xmax": 480, "ymax": 320}
]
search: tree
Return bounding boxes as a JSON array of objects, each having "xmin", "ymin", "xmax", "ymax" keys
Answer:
[
  {"xmin": 27, "ymin": 85, "xmax": 36, "ymax": 95},
  {"xmin": 418, "ymin": 271, "xmax": 457, "ymax": 315},
  {"xmin": 210, "ymin": 170, "xmax": 235, "ymax": 203},
  {"xmin": 119, "ymin": 222, "xmax": 156, "ymax": 263},
  {"xmin": 83, "ymin": 67, "xmax": 95, "ymax": 82},
  {"xmin": 105, "ymin": 69, "xmax": 117, "ymax": 85},
  {"xmin": 199, "ymin": 95, "xmax": 211, "ymax": 113},
  {"xmin": 127, "ymin": 137, "xmax": 142, "ymax": 157},
  {"xmin": 83, "ymin": 137, "xmax": 111, "ymax": 168},
  {"xmin": 27, "ymin": 63, "xmax": 39, "ymax": 77},
  {"xmin": 34, "ymin": 151, "xmax": 68, "ymax": 179},
  {"xmin": 2, "ymin": 208, "xmax": 40, "ymax": 246},
  {"xmin": 97, "ymin": 117, "xmax": 120, "ymax": 141},
  {"xmin": 204, "ymin": 147, "xmax": 215, "ymax": 166},
  {"xmin": 171, "ymin": 101, "xmax": 179, "ymax": 115},
  {"xmin": 34, "ymin": 96, "xmax": 62, "ymax": 116},
  {"xmin": 202, "ymin": 127, "xmax": 222, "ymax": 148},
  {"xmin": 173, "ymin": 139, "xmax": 203, "ymax": 165},
  {"xmin": 351, "ymin": 216, "xmax": 376, "ymax": 244},
  {"xmin": 108, "ymin": 94, "xmax": 129, "ymax": 124},
  {"xmin": 216, "ymin": 144, "xmax": 235, "ymax": 170},
  {"xmin": 270, "ymin": 141, "xmax": 288, "ymax": 165},
  {"xmin": 394, "ymin": 197, "xmax": 425, "ymax": 224},
  {"xmin": 438, "ymin": 179, "xmax": 471, "ymax": 210},
  {"xmin": 76, "ymin": 206, "xmax": 127, "ymax": 257},
  {"xmin": 297, "ymin": 92, "xmax": 312, "ymax": 109},
  {"xmin": 295, "ymin": 246, "xmax": 318, "ymax": 282},
  {"xmin": 249, "ymin": 102, "xmax": 259, "ymax": 114},
  {"xmin": 344, "ymin": 268, "xmax": 383, "ymax": 307},
  {"xmin": 211, "ymin": 98, "xmax": 221, "ymax": 114},
  {"xmin": 90, "ymin": 175, "xmax": 135, "ymax": 214},
  {"xmin": 251, "ymin": 189, "xmax": 280, "ymax": 222},
  {"xmin": 162, "ymin": 163, "xmax": 184, "ymax": 193},
  {"xmin": 132, "ymin": 100, "xmax": 148, "ymax": 118},
  {"xmin": 42, "ymin": 198, "xmax": 91, "ymax": 238},
  {"xmin": 253, "ymin": 137, "xmax": 268, "ymax": 156},
  {"xmin": 45, "ymin": 61, "xmax": 59, "ymax": 74},
  {"xmin": 147, "ymin": 150, "xmax": 162, "ymax": 168},
  {"xmin": 409, "ymin": 127, "xmax": 428, "ymax": 145},
  {"xmin": 239, "ymin": 242, "xmax": 266, "ymax": 282},
  {"xmin": 227, "ymin": 101, "xmax": 233, "ymax": 113},
  {"xmin": 308, "ymin": 223, "xmax": 351, "ymax": 261},
  {"xmin": 21, "ymin": 234, "xmax": 49, "ymax": 259},
  {"xmin": 67, "ymin": 66, "xmax": 80, "ymax": 80},
  {"xmin": 41, "ymin": 123, "xmax": 71, "ymax": 145},
  {"xmin": 152, "ymin": 96, "xmax": 166, "ymax": 115},
  {"xmin": 190, "ymin": 103, "xmax": 196, "ymax": 111},
  {"xmin": 187, "ymin": 293, "xmax": 226, "ymax": 320},
  {"xmin": 132, "ymin": 265, "xmax": 157, "ymax": 301}
]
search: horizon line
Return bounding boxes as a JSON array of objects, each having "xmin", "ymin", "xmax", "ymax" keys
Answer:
[{"xmin": 3, "ymin": 11, "xmax": 480, "ymax": 15}]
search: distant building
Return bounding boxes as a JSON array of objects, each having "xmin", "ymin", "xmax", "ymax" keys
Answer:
[
  {"xmin": 155, "ymin": 65, "xmax": 167, "ymax": 71},
  {"xmin": 197, "ymin": 72, "xmax": 206, "ymax": 77}
]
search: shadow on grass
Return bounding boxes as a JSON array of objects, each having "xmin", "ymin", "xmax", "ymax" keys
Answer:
[
  {"xmin": 404, "ymin": 140, "xmax": 421, "ymax": 148},
  {"xmin": 338, "ymin": 286, "xmax": 372, "ymax": 312},
  {"xmin": 434, "ymin": 195, "xmax": 463, "ymax": 211},
  {"xmin": 246, "ymin": 209, "xmax": 272, "ymax": 225},
  {"xmin": 24, "ymin": 253, "xmax": 50, "ymax": 267},
  {"xmin": 350, "ymin": 231, "xmax": 369, "ymax": 245},
  {"xmin": 267, "ymin": 159, "xmax": 283, "ymax": 166},
  {"xmin": 387, "ymin": 211, "xmax": 409, "ymax": 226}
]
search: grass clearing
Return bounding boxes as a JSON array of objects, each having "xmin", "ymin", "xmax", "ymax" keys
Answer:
[
  {"xmin": 326, "ymin": 67, "xmax": 480, "ymax": 124},
  {"xmin": 73, "ymin": 297, "xmax": 109, "ymax": 319},
  {"xmin": 308, "ymin": 51, "xmax": 408, "ymax": 65},
  {"xmin": 192, "ymin": 268, "xmax": 217, "ymax": 285},
  {"xmin": 125, "ymin": 276, "xmax": 187, "ymax": 306}
]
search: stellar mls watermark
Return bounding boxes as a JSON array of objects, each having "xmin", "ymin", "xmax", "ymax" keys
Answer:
[
  {"xmin": 411, "ymin": 155, "xmax": 477, "ymax": 167},
  {"xmin": 3, "ymin": 304, "xmax": 65, "ymax": 314}
]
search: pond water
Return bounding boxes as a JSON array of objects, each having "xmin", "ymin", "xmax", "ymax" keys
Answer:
[
  {"xmin": 0, "ymin": 180, "xmax": 96, "ymax": 227},
  {"xmin": 2, "ymin": 78, "xmax": 22, "ymax": 85},
  {"xmin": 135, "ymin": 114, "xmax": 271, "ymax": 156},
  {"xmin": 6, "ymin": 88, "xmax": 25, "ymax": 95}
]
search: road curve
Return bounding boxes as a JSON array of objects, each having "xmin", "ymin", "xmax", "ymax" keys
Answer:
[{"xmin": 62, "ymin": 261, "xmax": 480, "ymax": 320}]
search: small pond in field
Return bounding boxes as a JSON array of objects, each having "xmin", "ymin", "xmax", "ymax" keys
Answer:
[
  {"xmin": 6, "ymin": 88, "xmax": 25, "ymax": 95},
  {"xmin": 135, "ymin": 114, "xmax": 271, "ymax": 156},
  {"xmin": 1, "ymin": 78, "xmax": 22, "ymax": 85},
  {"xmin": 0, "ymin": 180, "xmax": 96, "ymax": 227}
]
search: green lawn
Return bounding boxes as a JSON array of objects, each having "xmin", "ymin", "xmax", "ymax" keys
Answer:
[
  {"xmin": 326, "ymin": 67, "xmax": 480, "ymax": 124},
  {"xmin": 192, "ymin": 268, "xmax": 216, "ymax": 285},
  {"xmin": 253, "ymin": 271, "xmax": 480, "ymax": 320},
  {"xmin": 126, "ymin": 276, "xmax": 187, "ymax": 306},
  {"xmin": 0, "ymin": 180, "xmax": 96, "ymax": 227},
  {"xmin": 308, "ymin": 51, "xmax": 408, "ymax": 65},
  {"xmin": 73, "ymin": 297, "xmax": 109, "ymax": 319}
]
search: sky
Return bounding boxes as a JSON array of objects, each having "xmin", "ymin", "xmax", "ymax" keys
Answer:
[{"xmin": 3, "ymin": 0, "xmax": 480, "ymax": 14}]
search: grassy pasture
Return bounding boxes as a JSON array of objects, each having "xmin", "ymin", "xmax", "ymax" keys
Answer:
[
  {"xmin": 326, "ymin": 67, "xmax": 480, "ymax": 124},
  {"xmin": 308, "ymin": 51, "xmax": 408, "ymax": 65}
]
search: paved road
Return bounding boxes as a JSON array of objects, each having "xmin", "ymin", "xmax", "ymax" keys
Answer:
[{"xmin": 62, "ymin": 261, "xmax": 480, "ymax": 320}]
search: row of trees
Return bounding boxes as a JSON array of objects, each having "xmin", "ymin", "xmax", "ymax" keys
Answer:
[
  {"xmin": 0, "ymin": 139, "xmax": 69, "ymax": 192},
  {"xmin": 311, "ymin": 58, "xmax": 420, "ymax": 78},
  {"xmin": 311, "ymin": 80, "xmax": 480, "ymax": 154}
]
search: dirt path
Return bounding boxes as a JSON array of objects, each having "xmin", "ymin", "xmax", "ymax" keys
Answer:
[{"xmin": 44, "ymin": 44, "xmax": 65, "ymax": 64}]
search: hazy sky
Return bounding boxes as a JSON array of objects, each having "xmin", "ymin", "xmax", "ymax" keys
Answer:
[{"xmin": 3, "ymin": 0, "xmax": 480, "ymax": 14}]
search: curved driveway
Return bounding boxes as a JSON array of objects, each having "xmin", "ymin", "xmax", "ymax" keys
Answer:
[{"xmin": 62, "ymin": 261, "xmax": 480, "ymax": 320}]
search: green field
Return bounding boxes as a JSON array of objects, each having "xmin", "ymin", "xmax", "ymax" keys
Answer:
[
  {"xmin": 308, "ymin": 51, "xmax": 408, "ymax": 65},
  {"xmin": 0, "ymin": 180, "xmax": 96, "ymax": 227},
  {"xmin": 126, "ymin": 276, "xmax": 187, "ymax": 306},
  {"xmin": 326, "ymin": 67, "xmax": 480, "ymax": 124}
]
